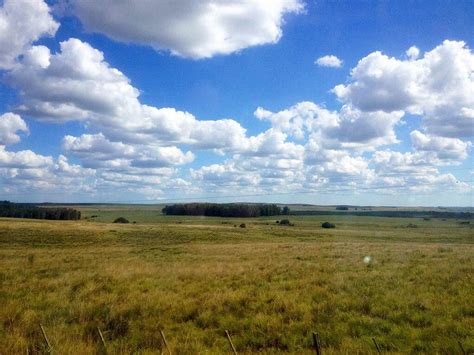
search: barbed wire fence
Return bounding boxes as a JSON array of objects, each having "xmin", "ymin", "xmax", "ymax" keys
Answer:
[{"xmin": 30, "ymin": 323, "xmax": 472, "ymax": 354}]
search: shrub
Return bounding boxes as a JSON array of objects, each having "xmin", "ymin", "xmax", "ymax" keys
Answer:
[
  {"xmin": 277, "ymin": 219, "xmax": 295, "ymax": 227},
  {"xmin": 322, "ymin": 222, "xmax": 335, "ymax": 229},
  {"xmin": 113, "ymin": 217, "xmax": 129, "ymax": 224},
  {"xmin": 239, "ymin": 223, "xmax": 246, "ymax": 228}
]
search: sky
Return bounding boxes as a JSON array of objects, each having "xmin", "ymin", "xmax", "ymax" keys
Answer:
[{"xmin": 0, "ymin": 0, "xmax": 473, "ymax": 206}]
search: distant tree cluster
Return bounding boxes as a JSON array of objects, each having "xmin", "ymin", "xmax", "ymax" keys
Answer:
[
  {"xmin": 278, "ymin": 219, "xmax": 294, "ymax": 226},
  {"xmin": 113, "ymin": 217, "xmax": 130, "ymax": 224},
  {"xmin": 162, "ymin": 203, "xmax": 286, "ymax": 217},
  {"xmin": 0, "ymin": 201, "xmax": 81, "ymax": 220},
  {"xmin": 322, "ymin": 222, "xmax": 336, "ymax": 229}
]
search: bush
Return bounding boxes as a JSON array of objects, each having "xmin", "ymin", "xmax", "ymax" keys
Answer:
[
  {"xmin": 239, "ymin": 223, "xmax": 246, "ymax": 228},
  {"xmin": 113, "ymin": 217, "xmax": 129, "ymax": 224},
  {"xmin": 277, "ymin": 219, "xmax": 295, "ymax": 226},
  {"xmin": 322, "ymin": 222, "xmax": 335, "ymax": 229}
]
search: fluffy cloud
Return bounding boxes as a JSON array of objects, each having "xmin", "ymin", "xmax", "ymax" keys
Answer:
[
  {"xmin": 255, "ymin": 101, "xmax": 402, "ymax": 149},
  {"xmin": 243, "ymin": 129, "xmax": 304, "ymax": 158},
  {"xmin": 0, "ymin": 0, "xmax": 58, "ymax": 69},
  {"xmin": 9, "ymin": 40, "xmax": 140, "ymax": 124},
  {"xmin": 410, "ymin": 130, "xmax": 470, "ymax": 161},
  {"xmin": 255, "ymin": 102, "xmax": 338, "ymax": 140},
  {"xmin": 69, "ymin": 0, "xmax": 304, "ymax": 59},
  {"xmin": 315, "ymin": 55, "xmax": 343, "ymax": 68},
  {"xmin": 371, "ymin": 149, "xmax": 470, "ymax": 192},
  {"xmin": 0, "ymin": 146, "xmax": 52, "ymax": 168},
  {"xmin": 333, "ymin": 40, "xmax": 474, "ymax": 138},
  {"xmin": 191, "ymin": 161, "xmax": 262, "ymax": 188},
  {"xmin": 8, "ymin": 39, "xmax": 250, "ymax": 152},
  {"xmin": 406, "ymin": 46, "xmax": 420, "ymax": 60},
  {"xmin": 0, "ymin": 113, "xmax": 28, "ymax": 145},
  {"xmin": 63, "ymin": 133, "xmax": 194, "ymax": 169},
  {"xmin": 327, "ymin": 106, "xmax": 403, "ymax": 149}
]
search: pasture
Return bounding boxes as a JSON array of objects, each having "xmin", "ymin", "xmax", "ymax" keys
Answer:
[{"xmin": 0, "ymin": 207, "xmax": 473, "ymax": 354}]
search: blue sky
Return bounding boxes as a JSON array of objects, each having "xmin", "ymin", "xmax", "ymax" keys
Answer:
[{"xmin": 0, "ymin": 0, "xmax": 472, "ymax": 205}]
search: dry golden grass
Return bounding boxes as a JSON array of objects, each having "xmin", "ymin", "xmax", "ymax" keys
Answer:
[{"xmin": 0, "ymin": 214, "xmax": 473, "ymax": 354}]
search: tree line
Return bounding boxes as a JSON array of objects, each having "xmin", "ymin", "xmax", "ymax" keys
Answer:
[
  {"xmin": 162, "ymin": 203, "xmax": 289, "ymax": 217},
  {"xmin": 0, "ymin": 201, "xmax": 81, "ymax": 220},
  {"xmin": 290, "ymin": 210, "xmax": 473, "ymax": 219}
]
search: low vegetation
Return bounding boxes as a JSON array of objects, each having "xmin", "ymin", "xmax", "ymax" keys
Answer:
[
  {"xmin": 279, "ymin": 219, "xmax": 294, "ymax": 226},
  {"xmin": 113, "ymin": 217, "xmax": 130, "ymax": 224},
  {"xmin": 321, "ymin": 222, "xmax": 335, "ymax": 229},
  {"xmin": 0, "ymin": 207, "xmax": 472, "ymax": 354}
]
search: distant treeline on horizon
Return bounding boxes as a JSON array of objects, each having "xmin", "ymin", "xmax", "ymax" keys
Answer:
[
  {"xmin": 0, "ymin": 201, "xmax": 81, "ymax": 220},
  {"xmin": 162, "ymin": 203, "xmax": 289, "ymax": 217},
  {"xmin": 290, "ymin": 210, "xmax": 473, "ymax": 219}
]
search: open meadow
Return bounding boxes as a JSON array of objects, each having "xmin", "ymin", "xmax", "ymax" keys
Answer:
[{"xmin": 0, "ymin": 207, "xmax": 473, "ymax": 354}]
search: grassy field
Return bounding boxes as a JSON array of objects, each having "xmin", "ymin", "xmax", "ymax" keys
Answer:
[{"xmin": 0, "ymin": 207, "xmax": 473, "ymax": 354}]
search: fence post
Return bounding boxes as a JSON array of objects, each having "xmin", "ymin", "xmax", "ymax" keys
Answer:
[
  {"xmin": 39, "ymin": 324, "xmax": 52, "ymax": 353},
  {"xmin": 225, "ymin": 330, "xmax": 238, "ymax": 355},
  {"xmin": 160, "ymin": 330, "xmax": 172, "ymax": 355},
  {"xmin": 312, "ymin": 332, "xmax": 322, "ymax": 355},
  {"xmin": 372, "ymin": 337, "xmax": 381, "ymax": 354},
  {"xmin": 97, "ymin": 327, "xmax": 107, "ymax": 353}
]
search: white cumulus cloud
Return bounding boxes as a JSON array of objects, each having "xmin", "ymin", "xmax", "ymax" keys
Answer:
[
  {"xmin": 410, "ymin": 130, "xmax": 470, "ymax": 161},
  {"xmin": 315, "ymin": 55, "xmax": 343, "ymax": 68},
  {"xmin": 8, "ymin": 39, "xmax": 250, "ymax": 152},
  {"xmin": 0, "ymin": 113, "xmax": 28, "ymax": 145},
  {"xmin": 69, "ymin": 0, "xmax": 304, "ymax": 59},
  {"xmin": 0, "ymin": 0, "xmax": 58, "ymax": 69},
  {"xmin": 333, "ymin": 40, "xmax": 474, "ymax": 138}
]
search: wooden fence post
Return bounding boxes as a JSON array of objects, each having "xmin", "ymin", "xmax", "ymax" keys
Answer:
[
  {"xmin": 160, "ymin": 330, "xmax": 172, "ymax": 355},
  {"xmin": 225, "ymin": 330, "xmax": 238, "ymax": 355},
  {"xmin": 312, "ymin": 332, "xmax": 322, "ymax": 355},
  {"xmin": 372, "ymin": 337, "xmax": 381, "ymax": 354},
  {"xmin": 97, "ymin": 327, "xmax": 107, "ymax": 353},
  {"xmin": 39, "ymin": 324, "xmax": 52, "ymax": 353}
]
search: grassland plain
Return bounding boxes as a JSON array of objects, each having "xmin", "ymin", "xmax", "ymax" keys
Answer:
[{"xmin": 0, "ymin": 209, "xmax": 473, "ymax": 354}]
